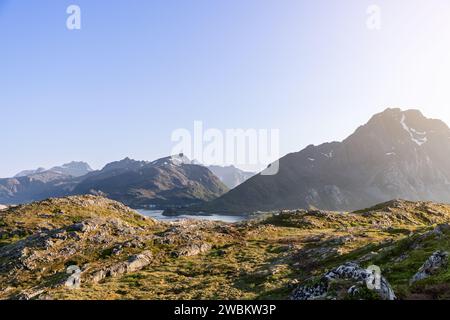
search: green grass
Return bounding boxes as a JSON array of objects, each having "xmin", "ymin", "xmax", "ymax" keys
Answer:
[{"xmin": 3, "ymin": 197, "xmax": 450, "ymax": 300}]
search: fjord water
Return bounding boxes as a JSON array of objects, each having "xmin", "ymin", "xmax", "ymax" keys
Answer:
[{"xmin": 136, "ymin": 209, "xmax": 246, "ymax": 223}]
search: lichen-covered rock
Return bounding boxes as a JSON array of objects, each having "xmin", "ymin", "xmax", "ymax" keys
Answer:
[
  {"xmin": 15, "ymin": 288, "xmax": 46, "ymax": 300},
  {"xmin": 291, "ymin": 262, "xmax": 396, "ymax": 300},
  {"xmin": 173, "ymin": 243, "xmax": 212, "ymax": 257},
  {"xmin": 154, "ymin": 220, "xmax": 218, "ymax": 257},
  {"xmin": 67, "ymin": 221, "xmax": 98, "ymax": 233},
  {"xmin": 91, "ymin": 250, "xmax": 153, "ymax": 283},
  {"xmin": 0, "ymin": 216, "xmax": 146, "ymax": 273},
  {"xmin": 410, "ymin": 250, "xmax": 449, "ymax": 283}
]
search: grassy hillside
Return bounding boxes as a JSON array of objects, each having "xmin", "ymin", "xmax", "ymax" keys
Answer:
[{"xmin": 1, "ymin": 196, "xmax": 450, "ymax": 300}]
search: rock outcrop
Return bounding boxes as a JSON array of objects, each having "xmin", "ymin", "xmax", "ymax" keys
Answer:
[
  {"xmin": 291, "ymin": 262, "xmax": 396, "ymax": 300},
  {"xmin": 155, "ymin": 220, "xmax": 219, "ymax": 257},
  {"xmin": 411, "ymin": 251, "xmax": 449, "ymax": 283},
  {"xmin": 91, "ymin": 251, "xmax": 154, "ymax": 283}
]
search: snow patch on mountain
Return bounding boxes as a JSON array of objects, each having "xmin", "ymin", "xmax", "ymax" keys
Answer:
[
  {"xmin": 322, "ymin": 151, "xmax": 334, "ymax": 158},
  {"xmin": 170, "ymin": 154, "xmax": 193, "ymax": 166},
  {"xmin": 400, "ymin": 114, "xmax": 428, "ymax": 146}
]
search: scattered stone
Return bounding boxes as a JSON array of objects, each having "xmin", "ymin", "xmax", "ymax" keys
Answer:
[
  {"xmin": 112, "ymin": 246, "xmax": 123, "ymax": 256},
  {"xmin": 15, "ymin": 288, "xmax": 46, "ymax": 300},
  {"xmin": 332, "ymin": 235, "xmax": 355, "ymax": 245},
  {"xmin": 347, "ymin": 285, "xmax": 360, "ymax": 296},
  {"xmin": 392, "ymin": 253, "xmax": 408, "ymax": 263},
  {"xmin": 67, "ymin": 221, "xmax": 98, "ymax": 233},
  {"xmin": 65, "ymin": 265, "xmax": 81, "ymax": 289},
  {"xmin": 288, "ymin": 279, "xmax": 300, "ymax": 289}
]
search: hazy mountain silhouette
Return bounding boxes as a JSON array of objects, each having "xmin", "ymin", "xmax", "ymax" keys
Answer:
[
  {"xmin": 0, "ymin": 155, "xmax": 228, "ymax": 208},
  {"xmin": 202, "ymin": 108, "xmax": 450, "ymax": 213},
  {"xmin": 207, "ymin": 165, "xmax": 255, "ymax": 189},
  {"xmin": 14, "ymin": 162, "xmax": 92, "ymax": 178}
]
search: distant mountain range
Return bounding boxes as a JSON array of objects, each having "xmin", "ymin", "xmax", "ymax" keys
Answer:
[
  {"xmin": 72, "ymin": 155, "xmax": 228, "ymax": 208},
  {"xmin": 14, "ymin": 161, "xmax": 93, "ymax": 178},
  {"xmin": 202, "ymin": 108, "xmax": 450, "ymax": 213},
  {"xmin": 3, "ymin": 108, "xmax": 450, "ymax": 213},
  {"xmin": 0, "ymin": 155, "xmax": 232, "ymax": 208},
  {"xmin": 0, "ymin": 170, "xmax": 81, "ymax": 205}
]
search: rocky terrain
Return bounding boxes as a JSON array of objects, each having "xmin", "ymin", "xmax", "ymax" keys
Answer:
[
  {"xmin": 204, "ymin": 108, "xmax": 450, "ymax": 213},
  {"xmin": 1, "ymin": 196, "xmax": 450, "ymax": 300}
]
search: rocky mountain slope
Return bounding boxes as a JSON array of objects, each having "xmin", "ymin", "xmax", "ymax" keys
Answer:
[
  {"xmin": 2, "ymin": 196, "xmax": 450, "ymax": 300},
  {"xmin": 0, "ymin": 162, "xmax": 94, "ymax": 205},
  {"xmin": 47, "ymin": 162, "xmax": 93, "ymax": 177},
  {"xmin": 73, "ymin": 155, "xmax": 228, "ymax": 208},
  {"xmin": 204, "ymin": 108, "xmax": 450, "ymax": 213},
  {"xmin": 0, "ymin": 156, "xmax": 228, "ymax": 208},
  {"xmin": 14, "ymin": 168, "xmax": 47, "ymax": 178},
  {"xmin": 207, "ymin": 165, "xmax": 255, "ymax": 189},
  {"xmin": 0, "ymin": 171, "xmax": 82, "ymax": 205}
]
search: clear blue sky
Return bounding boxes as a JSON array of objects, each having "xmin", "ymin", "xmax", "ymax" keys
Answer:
[{"xmin": 1, "ymin": 0, "xmax": 450, "ymax": 177}]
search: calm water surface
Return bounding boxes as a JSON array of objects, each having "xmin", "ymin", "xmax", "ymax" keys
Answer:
[{"xmin": 137, "ymin": 209, "xmax": 247, "ymax": 223}]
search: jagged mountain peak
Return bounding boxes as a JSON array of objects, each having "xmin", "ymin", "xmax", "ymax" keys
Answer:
[
  {"xmin": 101, "ymin": 158, "xmax": 148, "ymax": 172},
  {"xmin": 71, "ymin": 153, "xmax": 228, "ymax": 208},
  {"xmin": 343, "ymin": 108, "xmax": 450, "ymax": 156},
  {"xmin": 363, "ymin": 107, "xmax": 448, "ymax": 133},
  {"xmin": 203, "ymin": 108, "xmax": 450, "ymax": 213},
  {"xmin": 14, "ymin": 167, "xmax": 47, "ymax": 178},
  {"xmin": 13, "ymin": 161, "xmax": 93, "ymax": 179},
  {"xmin": 150, "ymin": 153, "xmax": 193, "ymax": 167},
  {"xmin": 49, "ymin": 162, "xmax": 93, "ymax": 177}
]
